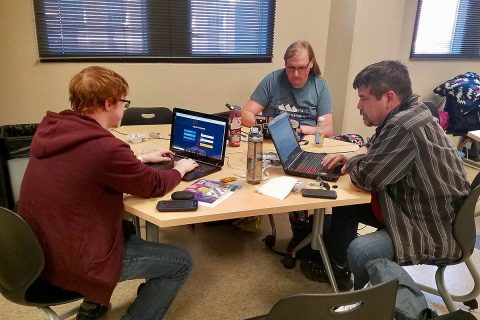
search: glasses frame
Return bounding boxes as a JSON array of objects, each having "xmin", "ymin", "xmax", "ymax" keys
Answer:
[
  {"xmin": 285, "ymin": 59, "xmax": 312, "ymax": 73},
  {"xmin": 120, "ymin": 99, "xmax": 131, "ymax": 108}
]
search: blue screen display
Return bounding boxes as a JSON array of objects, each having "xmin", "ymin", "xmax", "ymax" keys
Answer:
[
  {"xmin": 171, "ymin": 112, "xmax": 227, "ymax": 160},
  {"xmin": 268, "ymin": 113, "xmax": 298, "ymax": 163}
]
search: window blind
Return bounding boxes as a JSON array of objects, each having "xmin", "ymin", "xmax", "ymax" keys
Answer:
[
  {"xmin": 33, "ymin": 0, "xmax": 276, "ymax": 62},
  {"xmin": 411, "ymin": 0, "xmax": 480, "ymax": 59}
]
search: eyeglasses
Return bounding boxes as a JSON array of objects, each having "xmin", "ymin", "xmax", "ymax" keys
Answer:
[
  {"xmin": 120, "ymin": 99, "xmax": 131, "ymax": 108},
  {"xmin": 285, "ymin": 59, "xmax": 312, "ymax": 73}
]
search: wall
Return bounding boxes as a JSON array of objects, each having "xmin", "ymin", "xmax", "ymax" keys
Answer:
[
  {"xmin": 0, "ymin": 0, "xmax": 331, "ymax": 125},
  {"xmin": 339, "ymin": 0, "xmax": 480, "ymax": 139},
  {"xmin": 339, "ymin": 0, "xmax": 407, "ymax": 139},
  {"xmin": 1, "ymin": 0, "xmax": 479, "ymax": 135},
  {"xmin": 324, "ymin": 0, "xmax": 356, "ymax": 136}
]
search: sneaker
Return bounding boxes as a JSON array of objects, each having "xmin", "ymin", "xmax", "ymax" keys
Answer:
[
  {"xmin": 300, "ymin": 258, "xmax": 328, "ymax": 282},
  {"xmin": 334, "ymin": 273, "xmax": 354, "ymax": 292},
  {"xmin": 76, "ymin": 300, "xmax": 109, "ymax": 320},
  {"xmin": 300, "ymin": 259, "xmax": 353, "ymax": 292}
]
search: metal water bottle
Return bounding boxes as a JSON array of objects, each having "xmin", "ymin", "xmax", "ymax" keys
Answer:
[{"xmin": 246, "ymin": 126, "xmax": 263, "ymax": 184}]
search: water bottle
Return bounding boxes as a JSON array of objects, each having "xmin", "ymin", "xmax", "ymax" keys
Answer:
[
  {"xmin": 228, "ymin": 108, "xmax": 242, "ymax": 147},
  {"xmin": 246, "ymin": 125, "xmax": 263, "ymax": 184},
  {"xmin": 314, "ymin": 116, "xmax": 326, "ymax": 147}
]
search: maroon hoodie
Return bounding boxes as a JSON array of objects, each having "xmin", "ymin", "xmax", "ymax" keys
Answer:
[{"xmin": 18, "ymin": 110, "xmax": 181, "ymax": 304}]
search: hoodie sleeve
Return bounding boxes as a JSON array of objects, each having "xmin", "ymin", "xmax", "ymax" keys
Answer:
[{"xmin": 99, "ymin": 138, "xmax": 181, "ymax": 198}]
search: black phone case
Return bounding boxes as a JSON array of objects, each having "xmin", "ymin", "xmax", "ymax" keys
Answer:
[
  {"xmin": 301, "ymin": 189, "xmax": 337, "ymax": 199},
  {"xmin": 171, "ymin": 191, "xmax": 195, "ymax": 200},
  {"xmin": 156, "ymin": 200, "xmax": 198, "ymax": 212}
]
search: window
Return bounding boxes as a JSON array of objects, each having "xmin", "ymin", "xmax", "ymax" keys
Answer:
[
  {"xmin": 410, "ymin": 0, "xmax": 480, "ymax": 59},
  {"xmin": 33, "ymin": 0, "xmax": 275, "ymax": 63}
]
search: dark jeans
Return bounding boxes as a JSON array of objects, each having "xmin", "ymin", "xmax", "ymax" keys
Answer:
[
  {"xmin": 324, "ymin": 203, "xmax": 384, "ymax": 270},
  {"xmin": 119, "ymin": 235, "xmax": 193, "ymax": 320}
]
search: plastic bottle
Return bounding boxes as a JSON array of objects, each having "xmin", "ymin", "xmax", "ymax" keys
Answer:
[
  {"xmin": 228, "ymin": 108, "xmax": 242, "ymax": 147},
  {"xmin": 246, "ymin": 126, "xmax": 263, "ymax": 184},
  {"xmin": 314, "ymin": 116, "xmax": 326, "ymax": 147}
]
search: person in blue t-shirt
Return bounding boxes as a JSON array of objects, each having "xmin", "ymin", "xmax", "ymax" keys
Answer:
[
  {"xmin": 241, "ymin": 40, "xmax": 334, "ymax": 253},
  {"xmin": 241, "ymin": 40, "xmax": 333, "ymax": 136}
]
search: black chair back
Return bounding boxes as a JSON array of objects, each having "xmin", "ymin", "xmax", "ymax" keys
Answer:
[
  {"xmin": 0, "ymin": 206, "xmax": 44, "ymax": 305},
  {"xmin": 248, "ymin": 279, "xmax": 398, "ymax": 320},
  {"xmin": 121, "ymin": 107, "xmax": 172, "ymax": 126},
  {"xmin": 0, "ymin": 207, "xmax": 82, "ymax": 312},
  {"xmin": 452, "ymin": 173, "xmax": 480, "ymax": 263}
]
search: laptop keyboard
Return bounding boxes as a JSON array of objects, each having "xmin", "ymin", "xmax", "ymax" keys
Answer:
[
  {"xmin": 293, "ymin": 154, "xmax": 323, "ymax": 175},
  {"xmin": 173, "ymin": 156, "xmax": 211, "ymax": 171}
]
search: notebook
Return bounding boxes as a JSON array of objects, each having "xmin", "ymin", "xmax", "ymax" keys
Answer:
[
  {"xmin": 267, "ymin": 112, "xmax": 341, "ymax": 181},
  {"xmin": 168, "ymin": 108, "xmax": 228, "ymax": 181}
]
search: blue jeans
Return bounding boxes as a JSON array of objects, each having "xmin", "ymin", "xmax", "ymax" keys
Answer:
[
  {"xmin": 347, "ymin": 229, "xmax": 394, "ymax": 289},
  {"xmin": 119, "ymin": 235, "xmax": 193, "ymax": 320},
  {"xmin": 325, "ymin": 204, "xmax": 391, "ymax": 289},
  {"xmin": 325, "ymin": 204, "xmax": 384, "ymax": 266}
]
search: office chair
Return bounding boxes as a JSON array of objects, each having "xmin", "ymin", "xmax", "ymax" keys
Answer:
[
  {"xmin": 423, "ymin": 100, "xmax": 440, "ymax": 120},
  {"xmin": 416, "ymin": 173, "xmax": 480, "ymax": 312},
  {"xmin": 121, "ymin": 107, "xmax": 172, "ymax": 126},
  {"xmin": 0, "ymin": 207, "xmax": 83, "ymax": 319},
  {"xmin": 247, "ymin": 279, "xmax": 398, "ymax": 320},
  {"xmin": 120, "ymin": 107, "xmax": 173, "ymax": 235}
]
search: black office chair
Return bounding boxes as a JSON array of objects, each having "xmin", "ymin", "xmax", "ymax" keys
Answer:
[
  {"xmin": 247, "ymin": 279, "xmax": 398, "ymax": 320},
  {"xmin": 0, "ymin": 207, "xmax": 83, "ymax": 319},
  {"xmin": 121, "ymin": 107, "xmax": 173, "ymax": 126},
  {"xmin": 417, "ymin": 173, "xmax": 480, "ymax": 312},
  {"xmin": 423, "ymin": 100, "xmax": 440, "ymax": 120}
]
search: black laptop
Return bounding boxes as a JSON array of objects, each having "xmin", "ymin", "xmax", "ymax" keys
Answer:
[
  {"xmin": 267, "ymin": 112, "xmax": 341, "ymax": 181},
  {"xmin": 148, "ymin": 108, "xmax": 228, "ymax": 181}
]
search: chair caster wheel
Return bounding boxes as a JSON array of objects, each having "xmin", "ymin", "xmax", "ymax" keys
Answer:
[
  {"xmin": 464, "ymin": 299, "xmax": 478, "ymax": 310},
  {"xmin": 264, "ymin": 235, "xmax": 276, "ymax": 248},
  {"xmin": 283, "ymin": 255, "xmax": 296, "ymax": 269}
]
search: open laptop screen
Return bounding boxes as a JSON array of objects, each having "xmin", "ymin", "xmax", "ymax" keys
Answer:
[
  {"xmin": 170, "ymin": 108, "xmax": 228, "ymax": 166},
  {"xmin": 268, "ymin": 112, "xmax": 301, "ymax": 164}
]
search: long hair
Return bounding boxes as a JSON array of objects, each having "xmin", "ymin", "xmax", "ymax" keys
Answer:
[{"xmin": 284, "ymin": 40, "xmax": 321, "ymax": 76}]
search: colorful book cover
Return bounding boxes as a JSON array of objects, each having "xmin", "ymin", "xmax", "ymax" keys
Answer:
[{"xmin": 183, "ymin": 179, "xmax": 241, "ymax": 207}]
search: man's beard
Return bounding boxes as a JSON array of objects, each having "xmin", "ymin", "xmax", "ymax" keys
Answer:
[{"xmin": 361, "ymin": 111, "xmax": 373, "ymax": 127}]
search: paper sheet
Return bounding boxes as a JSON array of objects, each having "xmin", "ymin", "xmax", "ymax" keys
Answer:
[{"xmin": 256, "ymin": 176, "xmax": 298, "ymax": 200}]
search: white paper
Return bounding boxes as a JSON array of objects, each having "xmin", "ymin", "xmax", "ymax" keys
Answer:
[{"xmin": 256, "ymin": 176, "xmax": 298, "ymax": 200}]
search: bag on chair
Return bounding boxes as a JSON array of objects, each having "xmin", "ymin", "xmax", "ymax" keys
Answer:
[{"xmin": 366, "ymin": 258, "xmax": 437, "ymax": 320}]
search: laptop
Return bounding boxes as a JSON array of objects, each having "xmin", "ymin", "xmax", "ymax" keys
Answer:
[
  {"xmin": 267, "ymin": 112, "xmax": 341, "ymax": 181},
  {"xmin": 166, "ymin": 108, "xmax": 228, "ymax": 181}
]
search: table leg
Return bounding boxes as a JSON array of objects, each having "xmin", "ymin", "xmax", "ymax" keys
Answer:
[
  {"xmin": 311, "ymin": 208, "xmax": 338, "ymax": 292},
  {"xmin": 145, "ymin": 221, "xmax": 159, "ymax": 242}
]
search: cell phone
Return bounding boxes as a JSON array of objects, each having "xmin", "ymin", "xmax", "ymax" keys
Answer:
[
  {"xmin": 156, "ymin": 200, "xmax": 198, "ymax": 212},
  {"xmin": 301, "ymin": 189, "xmax": 337, "ymax": 199}
]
